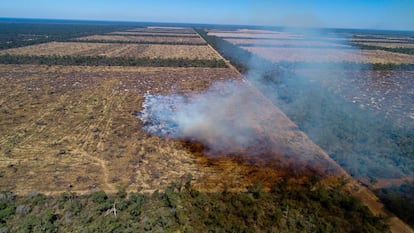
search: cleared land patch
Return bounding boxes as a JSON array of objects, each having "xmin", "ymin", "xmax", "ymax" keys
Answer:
[
  {"xmin": 0, "ymin": 42, "xmax": 220, "ymax": 60},
  {"xmin": 108, "ymin": 31, "xmax": 199, "ymax": 37},
  {"xmin": 0, "ymin": 64, "xmax": 360, "ymax": 196},
  {"xmin": 75, "ymin": 35, "xmax": 206, "ymax": 44},
  {"xmin": 0, "ymin": 64, "xmax": 243, "ymax": 195},
  {"xmin": 127, "ymin": 27, "xmax": 196, "ymax": 34}
]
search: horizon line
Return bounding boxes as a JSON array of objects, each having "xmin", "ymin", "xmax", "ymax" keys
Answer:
[{"xmin": 1, "ymin": 16, "xmax": 414, "ymax": 33}]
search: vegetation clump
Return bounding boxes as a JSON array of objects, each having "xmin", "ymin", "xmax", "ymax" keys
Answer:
[
  {"xmin": 0, "ymin": 179, "xmax": 390, "ymax": 232},
  {"xmin": 0, "ymin": 54, "xmax": 226, "ymax": 67}
]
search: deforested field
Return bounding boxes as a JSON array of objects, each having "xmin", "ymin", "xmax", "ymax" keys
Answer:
[
  {"xmin": 0, "ymin": 64, "xmax": 243, "ymax": 194},
  {"xmin": 0, "ymin": 42, "xmax": 220, "ymax": 59},
  {"xmin": 108, "ymin": 31, "xmax": 201, "ymax": 37},
  {"xmin": 75, "ymin": 34, "xmax": 206, "ymax": 44}
]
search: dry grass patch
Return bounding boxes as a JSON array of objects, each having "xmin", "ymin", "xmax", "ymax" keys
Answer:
[
  {"xmin": 76, "ymin": 35, "xmax": 205, "ymax": 44},
  {"xmin": 109, "ymin": 31, "xmax": 199, "ymax": 37},
  {"xmin": 127, "ymin": 27, "xmax": 196, "ymax": 34},
  {"xmin": 0, "ymin": 64, "xmax": 243, "ymax": 195},
  {"xmin": 0, "ymin": 42, "xmax": 220, "ymax": 59},
  {"xmin": 0, "ymin": 42, "xmax": 113, "ymax": 56},
  {"xmin": 120, "ymin": 44, "xmax": 220, "ymax": 59}
]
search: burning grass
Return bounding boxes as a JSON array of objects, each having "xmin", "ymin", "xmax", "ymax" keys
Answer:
[
  {"xmin": 137, "ymin": 79, "xmax": 348, "ymax": 179},
  {"xmin": 0, "ymin": 42, "xmax": 111, "ymax": 56},
  {"xmin": 0, "ymin": 63, "xmax": 352, "ymax": 196}
]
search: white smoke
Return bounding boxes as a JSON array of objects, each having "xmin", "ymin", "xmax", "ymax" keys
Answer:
[{"xmin": 138, "ymin": 80, "xmax": 268, "ymax": 154}]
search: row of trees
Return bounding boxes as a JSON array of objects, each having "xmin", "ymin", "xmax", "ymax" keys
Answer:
[
  {"xmin": 355, "ymin": 43, "xmax": 414, "ymax": 55},
  {"xmin": 0, "ymin": 22, "xmax": 133, "ymax": 50},
  {"xmin": 0, "ymin": 54, "xmax": 227, "ymax": 68},
  {"xmin": 195, "ymin": 28, "xmax": 267, "ymax": 73},
  {"xmin": 0, "ymin": 178, "xmax": 389, "ymax": 232}
]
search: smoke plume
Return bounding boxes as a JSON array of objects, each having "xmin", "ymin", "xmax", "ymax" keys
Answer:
[
  {"xmin": 138, "ymin": 80, "xmax": 271, "ymax": 154},
  {"xmin": 137, "ymin": 27, "xmax": 413, "ymax": 180}
]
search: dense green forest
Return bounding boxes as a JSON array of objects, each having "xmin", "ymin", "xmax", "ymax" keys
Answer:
[
  {"xmin": 0, "ymin": 22, "xmax": 133, "ymax": 50},
  {"xmin": 0, "ymin": 179, "xmax": 389, "ymax": 232}
]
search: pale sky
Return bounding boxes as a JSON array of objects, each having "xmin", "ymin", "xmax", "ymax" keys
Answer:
[{"xmin": 1, "ymin": 0, "xmax": 414, "ymax": 31}]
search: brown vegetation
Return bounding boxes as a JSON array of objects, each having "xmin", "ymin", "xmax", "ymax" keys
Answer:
[
  {"xmin": 0, "ymin": 63, "xmax": 348, "ymax": 196},
  {"xmin": 76, "ymin": 35, "xmax": 205, "ymax": 44},
  {"xmin": 0, "ymin": 42, "xmax": 220, "ymax": 60},
  {"xmin": 0, "ymin": 64, "xmax": 241, "ymax": 195},
  {"xmin": 109, "ymin": 31, "xmax": 199, "ymax": 37}
]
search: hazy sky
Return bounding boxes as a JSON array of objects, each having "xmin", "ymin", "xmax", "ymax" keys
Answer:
[{"xmin": 1, "ymin": 0, "xmax": 414, "ymax": 30}]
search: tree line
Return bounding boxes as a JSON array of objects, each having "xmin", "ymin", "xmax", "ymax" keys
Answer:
[
  {"xmin": 0, "ymin": 178, "xmax": 389, "ymax": 232},
  {"xmin": 0, "ymin": 54, "xmax": 227, "ymax": 68},
  {"xmin": 354, "ymin": 43, "xmax": 414, "ymax": 55},
  {"xmin": 0, "ymin": 22, "xmax": 133, "ymax": 50}
]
